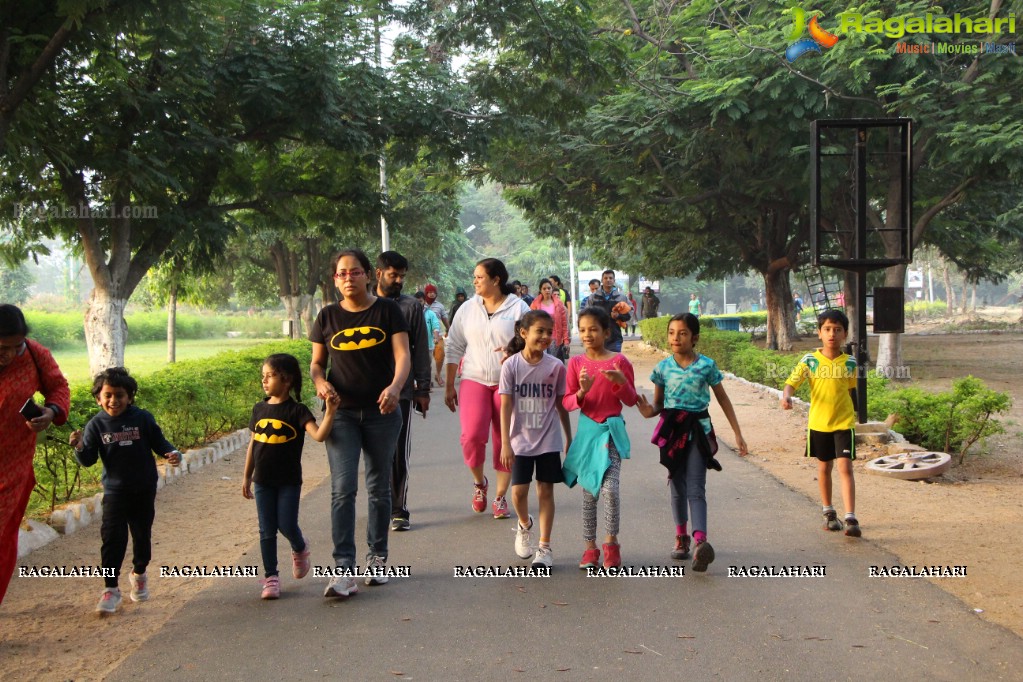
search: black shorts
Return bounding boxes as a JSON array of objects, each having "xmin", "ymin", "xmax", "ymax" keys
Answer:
[
  {"xmin": 807, "ymin": 429, "xmax": 856, "ymax": 461},
  {"xmin": 511, "ymin": 452, "xmax": 564, "ymax": 485}
]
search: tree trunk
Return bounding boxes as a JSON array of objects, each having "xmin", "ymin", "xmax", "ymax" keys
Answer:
[
  {"xmin": 875, "ymin": 263, "xmax": 909, "ymax": 383},
  {"xmin": 942, "ymin": 263, "xmax": 955, "ymax": 315},
  {"xmin": 843, "ymin": 270, "xmax": 859, "ymax": 348},
  {"xmin": 960, "ymin": 280, "xmax": 969, "ymax": 316},
  {"xmin": 84, "ymin": 290, "xmax": 129, "ymax": 376},
  {"xmin": 970, "ymin": 281, "xmax": 977, "ymax": 312},
  {"xmin": 280, "ymin": 295, "xmax": 303, "ymax": 340},
  {"xmin": 167, "ymin": 282, "xmax": 177, "ymax": 363},
  {"xmin": 763, "ymin": 268, "xmax": 794, "ymax": 351},
  {"xmin": 301, "ymin": 294, "xmax": 316, "ymax": 339}
]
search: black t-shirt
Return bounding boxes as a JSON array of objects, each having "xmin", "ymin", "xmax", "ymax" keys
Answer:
[
  {"xmin": 309, "ymin": 297, "xmax": 409, "ymax": 409},
  {"xmin": 249, "ymin": 398, "xmax": 314, "ymax": 486}
]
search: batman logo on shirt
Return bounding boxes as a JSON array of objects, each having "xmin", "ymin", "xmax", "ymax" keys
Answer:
[
  {"xmin": 330, "ymin": 326, "xmax": 386, "ymax": 351},
  {"xmin": 252, "ymin": 419, "xmax": 298, "ymax": 444}
]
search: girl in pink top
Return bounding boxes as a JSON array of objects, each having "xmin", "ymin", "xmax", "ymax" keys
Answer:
[
  {"xmin": 530, "ymin": 279, "xmax": 569, "ymax": 361},
  {"xmin": 562, "ymin": 306, "xmax": 638, "ymax": 569}
]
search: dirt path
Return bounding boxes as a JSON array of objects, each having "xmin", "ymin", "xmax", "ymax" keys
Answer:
[{"xmin": 1, "ymin": 334, "xmax": 1020, "ymax": 680}]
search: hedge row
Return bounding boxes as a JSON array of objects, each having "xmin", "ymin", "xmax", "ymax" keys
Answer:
[
  {"xmin": 28, "ymin": 340, "xmax": 313, "ymax": 517},
  {"xmin": 23, "ymin": 311, "xmax": 286, "ymax": 349}
]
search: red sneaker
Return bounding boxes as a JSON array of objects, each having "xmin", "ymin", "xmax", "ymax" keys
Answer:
[
  {"xmin": 602, "ymin": 542, "xmax": 622, "ymax": 569},
  {"xmin": 579, "ymin": 547, "xmax": 600, "ymax": 569},
  {"xmin": 471, "ymin": 477, "xmax": 488, "ymax": 513}
]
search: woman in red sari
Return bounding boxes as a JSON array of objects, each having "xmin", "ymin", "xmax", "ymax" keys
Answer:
[{"xmin": 0, "ymin": 304, "xmax": 69, "ymax": 604}]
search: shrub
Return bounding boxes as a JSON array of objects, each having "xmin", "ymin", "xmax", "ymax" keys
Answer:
[{"xmin": 870, "ymin": 376, "xmax": 1011, "ymax": 463}]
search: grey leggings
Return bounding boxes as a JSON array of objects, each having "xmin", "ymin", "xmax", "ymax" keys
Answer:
[{"xmin": 582, "ymin": 438, "xmax": 622, "ymax": 541}]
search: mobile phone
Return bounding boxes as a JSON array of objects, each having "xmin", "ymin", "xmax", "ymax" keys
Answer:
[{"xmin": 20, "ymin": 399, "xmax": 44, "ymax": 421}]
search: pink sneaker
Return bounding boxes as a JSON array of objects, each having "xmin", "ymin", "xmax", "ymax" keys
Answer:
[
  {"xmin": 261, "ymin": 575, "xmax": 280, "ymax": 600},
  {"xmin": 471, "ymin": 477, "xmax": 488, "ymax": 513},
  {"xmin": 579, "ymin": 547, "xmax": 600, "ymax": 569},
  {"xmin": 602, "ymin": 543, "xmax": 622, "ymax": 569},
  {"xmin": 293, "ymin": 538, "xmax": 311, "ymax": 579},
  {"xmin": 492, "ymin": 496, "xmax": 511, "ymax": 519}
]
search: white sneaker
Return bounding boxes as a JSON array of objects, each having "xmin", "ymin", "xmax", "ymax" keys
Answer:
[
  {"xmin": 96, "ymin": 588, "xmax": 121, "ymax": 614},
  {"xmin": 532, "ymin": 545, "xmax": 553, "ymax": 569},
  {"xmin": 323, "ymin": 574, "xmax": 359, "ymax": 598},
  {"xmin": 129, "ymin": 572, "xmax": 149, "ymax": 602},
  {"xmin": 514, "ymin": 515, "xmax": 534, "ymax": 559},
  {"xmin": 365, "ymin": 555, "xmax": 389, "ymax": 586}
]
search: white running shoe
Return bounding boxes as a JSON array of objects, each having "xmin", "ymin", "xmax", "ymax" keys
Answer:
[
  {"xmin": 532, "ymin": 545, "xmax": 553, "ymax": 569},
  {"xmin": 324, "ymin": 574, "xmax": 359, "ymax": 598},
  {"xmin": 96, "ymin": 588, "xmax": 121, "ymax": 614},
  {"xmin": 515, "ymin": 515, "xmax": 534, "ymax": 559},
  {"xmin": 365, "ymin": 555, "xmax": 389, "ymax": 586},
  {"xmin": 129, "ymin": 572, "xmax": 149, "ymax": 602}
]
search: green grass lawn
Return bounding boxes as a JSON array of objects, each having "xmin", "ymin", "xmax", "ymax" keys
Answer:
[{"xmin": 52, "ymin": 337, "xmax": 277, "ymax": 384}]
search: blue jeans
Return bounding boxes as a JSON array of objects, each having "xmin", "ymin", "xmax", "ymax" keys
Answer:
[
  {"xmin": 254, "ymin": 483, "xmax": 305, "ymax": 578},
  {"xmin": 326, "ymin": 408, "xmax": 401, "ymax": 568},
  {"xmin": 669, "ymin": 440, "xmax": 707, "ymax": 535}
]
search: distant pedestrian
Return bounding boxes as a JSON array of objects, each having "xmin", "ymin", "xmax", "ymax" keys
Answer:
[
  {"xmin": 579, "ymin": 279, "xmax": 600, "ymax": 310},
  {"xmin": 449, "ymin": 287, "xmax": 468, "ymax": 326},
  {"xmin": 241, "ymin": 354, "xmax": 337, "ymax": 599},
  {"xmin": 636, "ymin": 314, "xmax": 748, "ymax": 573},
  {"xmin": 548, "ymin": 275, "xmax": 572, "ymax": 321},
  {"xmin": 587, "ymin": 270, "xmax": 631, "ymax": 352},
  {"xmin": 626, "ymin": 291, "xmax": 638, "ymax": 336},
  {"xmin": 641, "ymin": 287, "xmax": 660, "ymax": 319},
  {"xmin": 530, "ymin": 279, "xmax": 570, "ymax": 362},
  {"xmin": 499, "ymin": 310, "xmax": 571, "ymax": 569},
  {"xmin": 688, "ymin": 293, "xmax": 702, "ymax": 317}
]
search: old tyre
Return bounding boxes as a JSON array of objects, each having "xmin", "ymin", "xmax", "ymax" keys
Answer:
[{"xmin": 865, "ymin": 451, "xmax": 952, "ymax": 480}]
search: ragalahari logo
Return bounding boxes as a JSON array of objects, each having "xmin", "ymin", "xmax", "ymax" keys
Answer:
[{"xmin": 786, "ymin": 7, "xmax": 840, "ymax": 61}]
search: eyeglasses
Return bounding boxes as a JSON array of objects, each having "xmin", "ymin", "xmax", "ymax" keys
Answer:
[{"xmin": 334, "ymin": 269, "xmax": 366, "ymax": 280}]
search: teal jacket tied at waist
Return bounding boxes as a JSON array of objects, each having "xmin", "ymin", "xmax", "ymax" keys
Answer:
[{"xmin": 562, "ymin": 413, "xmax": 631, "ymax": 497}]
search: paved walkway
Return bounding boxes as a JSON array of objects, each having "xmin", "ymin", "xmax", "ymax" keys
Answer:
[{"xmin": 108, "ymin": 385, "xmax": 1022, "ymax": 681}]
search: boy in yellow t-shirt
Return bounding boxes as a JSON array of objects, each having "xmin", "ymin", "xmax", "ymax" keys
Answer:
[{"xmin": 780, "ymin": 309, "xmax": 861, "ymax": 537}]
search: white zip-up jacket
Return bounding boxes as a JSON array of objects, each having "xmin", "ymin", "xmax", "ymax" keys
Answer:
[{"xmin": 444, "ymin": 293, "xmax": 531, "ymax": 386}]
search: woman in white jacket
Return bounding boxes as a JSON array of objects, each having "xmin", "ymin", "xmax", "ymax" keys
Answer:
[{"xmin": 444, "ymin": 258, "xmax": 531, "ymax": 519}]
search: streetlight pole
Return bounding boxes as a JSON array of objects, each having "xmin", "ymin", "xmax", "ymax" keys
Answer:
[{"xmin": 375, "ymin": 6, "xmax": 389, "ymax": 252}]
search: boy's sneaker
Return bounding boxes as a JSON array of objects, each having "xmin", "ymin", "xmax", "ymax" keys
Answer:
[
  {"xmin": 823, "ymin": 510, "xmax": 844, "ymax": 532},
  {"xmin": 129, "ymin": 572, "xmax": 149, "ymax": 602},
  {"xmin": 293, "ymin": 537, "xmax": 311, "ymax": 579},
  {"xmin": 671, "ymin": 534, "xmax": 692, "ymax": 560},
  {"xmin": 365, "ymin": 555, "xmax": 389, "ymax": 586},
  {"xmin": 579, "ymin": 547, "xmax": 600, "ymax": 569},
  {"xmin": 324, "ymin": 574, "xmax": 359, "ymax": 598},
  {"xmin": 471, "ymin": 477, "xmax": 489, "ymax": 513},
  {"xmin": 261, "ymin": 575, "xmax": 280, "ymax": 600},
  {"xmin": 532, "ymin": 545, "xmax": 553, "ymax": 569},
  {"xmin": 515, "ymin": 515, "xmax": 534, "ymax": 559},
  {"xmin": 602, "ymin": 543, "xmax": 622, "ymax": 569},
  {"xmin": 691, "ymin": 540, "xmax": 715, "ymax": 573},
  {"xmin": 96, "ymin": 588, "xmax": 121, "ymax": 614},
  {"xmin": 492, "ymin": 496, "xmax": 511, "ymax": 519},
  {"xmin": 844, "ymin": 517, "xmax": 862, "ymax": 537},
  {"xmin": 391, "ymin": 517, "xmax": 410, "ymax": 532}
]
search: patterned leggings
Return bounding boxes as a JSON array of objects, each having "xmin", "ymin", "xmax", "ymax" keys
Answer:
[{"xmin": 582, "ymin": 439, "xmax": 622, "ymax": 541}]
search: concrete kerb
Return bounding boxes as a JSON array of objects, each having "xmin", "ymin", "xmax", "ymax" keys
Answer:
[{"xmin": 18, "ymin": 429, "xmax": 251, "ymax": 558}]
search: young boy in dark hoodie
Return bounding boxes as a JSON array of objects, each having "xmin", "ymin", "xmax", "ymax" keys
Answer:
[{"xmin": 70, "ymin": 367, "xmax": 181, "ymax": 614}]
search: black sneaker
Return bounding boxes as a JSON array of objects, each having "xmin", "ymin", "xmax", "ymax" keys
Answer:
[
  {"xmin": 844, "ymin": 517, "xmax": 861, "ymax": 537},
  {"xmin": 691, "ymin": 540, "xmax": 715, "ymax": 572},
  {"xmin": 391, "ymin": 517, "xmax": 410, "ymax": 532},
  {"xmin": 823, "ymin": 510, "xmax": 843, "ymax": 532}
]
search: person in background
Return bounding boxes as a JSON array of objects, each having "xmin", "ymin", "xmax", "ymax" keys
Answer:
[
  {"xmin": 641, "ymin": 287, "xmax": 660, "ymax": 320},
  {"xmin": 587, "ymin": 270, "xmax": 630, "ymax": 353},
  {"xmin": 376, "ymin": 251, "xmax": 432, "ymax": 533},
  {"xmin": 443, "ymin": 258, "xmax": 530, "ymax": 519},
  {"xmin": 579, "ymin": 279, "xmax": 600, "ymax": 310},
  {"xmin": 0, "ymin": 304, "xmax": 70, "ymax": 606},
  {"xmin": 424, "ymin": 284, "xmax": 449, "ymax": 387},
  {"xmin": 449, "ymin": 287, "xmax": 468, "ymax": 326},
  {"xmin": 688, "ymin": 293, "xmax": 702, "ymax": 317},
  {"xmin": 530, "ymin": 279, "xmax": 570, "ymax": 363},
  {"xmin": 548, "ymin": 275, "xmax": 572, "ymax": 321},
  {"xmin": 519, "ymin": 284, "xmax": 534, "ymax": 307},
  {"xmin": 626, "ymin": 290, "xmax": 638, "ymax": 336}
]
